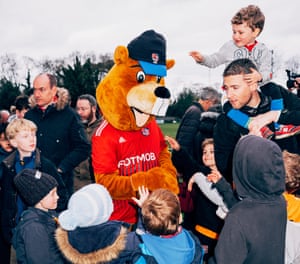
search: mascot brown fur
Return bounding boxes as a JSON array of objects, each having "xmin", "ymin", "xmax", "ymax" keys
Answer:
[{"xmin": 92, "ymin": 30, "xmax": 179, "ymax": 223}]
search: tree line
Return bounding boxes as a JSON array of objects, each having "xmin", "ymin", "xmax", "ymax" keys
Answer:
[
  {"xmin": 0, "ymin": 51, "xmax": 299, "ymax": 119},
  {"xmin": 0, "ymin": 52, "xmax": 114, "ymax": 109}
]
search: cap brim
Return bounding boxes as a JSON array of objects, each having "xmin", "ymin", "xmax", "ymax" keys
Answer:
[{"xmin": 139, "ymin": 61, "xmax": 166, "ymax": 77}]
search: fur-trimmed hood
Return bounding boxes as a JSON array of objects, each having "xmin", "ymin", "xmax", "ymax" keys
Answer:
[
  {"xmin": 55, "ymin": 221, "xmax": 129, "ymax": 264},
  {"xmin": 29, "ymin": 87, "xmax": 70, "ymax": 111}
]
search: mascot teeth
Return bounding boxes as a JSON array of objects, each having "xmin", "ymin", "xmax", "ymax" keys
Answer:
[
  {"xmin": 132, "ymin": 108, "xmax": 150, "ymax": 127},
  {"xmin": 151, "ymin": 98, "xmax": 170, "ymax": 116}
]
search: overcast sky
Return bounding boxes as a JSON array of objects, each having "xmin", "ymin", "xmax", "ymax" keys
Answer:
[{"xmin": 0, "ymin": 0, "xmax": 299, "ymax": 95}]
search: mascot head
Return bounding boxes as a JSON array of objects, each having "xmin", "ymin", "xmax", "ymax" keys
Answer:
[{"xmin": 96, "ymin": 29, "xmax": 175, "ymax": 131}]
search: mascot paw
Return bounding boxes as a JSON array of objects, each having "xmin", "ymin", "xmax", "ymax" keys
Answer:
[{"xmin": 131, "ymin": 167, "xmax": 179, "ymax": 194}]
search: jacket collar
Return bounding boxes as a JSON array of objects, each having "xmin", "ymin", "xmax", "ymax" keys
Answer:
[
  {"xmin": 240, "ymin": 92, "xmax": 271, "ymax": 117},
  {"xmin": 3, "ymin": 149, "xmax": 42, "ymax": 170},
  {"xmin": 55, "ymin": 223, "xmax": 128, "ymax": 263}
]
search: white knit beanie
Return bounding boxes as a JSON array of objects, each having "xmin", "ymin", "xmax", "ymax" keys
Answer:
[{"xmin": 58, "ymin": 184, "xmax": 113, "ymax": 231}]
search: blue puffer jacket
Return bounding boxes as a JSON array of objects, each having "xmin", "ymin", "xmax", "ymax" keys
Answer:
[{"xmin": 12, "ymin": 207, "xmax": 66, "ymax": 264}]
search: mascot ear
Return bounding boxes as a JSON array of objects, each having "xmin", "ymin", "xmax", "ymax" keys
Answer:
[
  {"xmin": 166, "ymin": 59, "xmax": 175, "ymax": 70},
  {"xmin": 114, "ymin": 46, "xmax": 129, "ymax": 65}
]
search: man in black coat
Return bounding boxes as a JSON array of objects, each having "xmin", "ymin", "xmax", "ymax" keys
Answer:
[
  {"xmin": 176, "ymin": 87, "xmax": 221, "ymax": 164},
  {"xmin": 173, "ymin": 86, "xmax": 221, "ymax": 241},
  {"xmin": 25, "ymin": 73, "xmax": 90, "ymax": 196}
]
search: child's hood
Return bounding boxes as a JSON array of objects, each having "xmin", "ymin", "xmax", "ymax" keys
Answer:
[
  {"xmin": 55, "ymin": 221, "xmax": 129, "ymax": 263},
  {"xmin": 232, "ymin": 135, "xmax": 285, "ymax": 200}
]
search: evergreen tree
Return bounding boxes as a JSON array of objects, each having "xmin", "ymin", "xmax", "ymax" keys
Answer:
[
  {"xmin": 0, "ymin": 78, "xmax": 21, "ymax": 110},
  {"xmin": 167, "ymin": 88, "xmax": 196, "ymax": 118},
  {"xmin": 56, "ymin": 56, "xmax": 113, "ymax": 107}
]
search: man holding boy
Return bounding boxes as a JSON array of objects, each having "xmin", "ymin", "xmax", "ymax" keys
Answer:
[
  {"xmin": 214, "ymin": 58, "xmax": 300, "ymax": 183},
  {"xmin": 25, "ymin": 73, "xmax": 90, "ymax": 195}
]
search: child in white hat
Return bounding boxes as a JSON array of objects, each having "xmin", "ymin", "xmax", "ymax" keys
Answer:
[{"xmin": 56, "ymin": 183, "xmax": 132, "ymax": 264}]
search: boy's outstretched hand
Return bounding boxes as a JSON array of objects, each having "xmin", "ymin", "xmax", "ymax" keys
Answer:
[
  {"xmin": 132, "ymin": 186, "xmax": 149, "ymax": 207},
  {"xmin": 189, "ymin": 51, "xmax": 204, "ymax": 63}
]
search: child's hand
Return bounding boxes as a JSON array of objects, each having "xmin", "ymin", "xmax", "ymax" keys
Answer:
[
  {"xmin": 132, "ymin": 186, "xmax": 149, "ymax": 207},
  {"xmin": 244, "ymin": 69, "xmax": 262, "ymax": 85},
  {"xmin": 187, "ymin": 175, "xmax": 195, "ymax": 192},
  {"xmin": 189, "ymin": 51, "xmax": 204, "ymax": 63},
  {"xmin": 165, "ymin": 135, "xmax": 180, "ymax": 151},
  {"xmin": 207, "ymin": 169, "xmax": 223, "ymax": 183}
]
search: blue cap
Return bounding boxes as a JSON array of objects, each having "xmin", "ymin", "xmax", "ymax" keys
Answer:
[{"xmin": 139, "ymin": 60, "xmax": 166, "ymax": 76}]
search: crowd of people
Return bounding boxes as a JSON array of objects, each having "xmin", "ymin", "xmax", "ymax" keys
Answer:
[{"xmin": 0, "ymin": 4, "xmax": 300, "ymax": 264}]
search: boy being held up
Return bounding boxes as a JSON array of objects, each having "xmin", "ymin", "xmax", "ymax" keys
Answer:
[{"xmin": 190, "ymin": 5, "xmax": 300, "ymax": 139}]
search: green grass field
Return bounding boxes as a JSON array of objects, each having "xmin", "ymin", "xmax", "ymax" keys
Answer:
[{"xmin": 158, "ymin": 122, "xmax": 179, "ymax": 138}]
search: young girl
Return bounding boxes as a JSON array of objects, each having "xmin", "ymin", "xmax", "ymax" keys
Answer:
[
  {"xmin": 187, "ymin": 138, "xmax": 229, "ymax": 219},
  {"xmin": 165, "ymin": 136, "xmax": 225, "ymax": 261}
]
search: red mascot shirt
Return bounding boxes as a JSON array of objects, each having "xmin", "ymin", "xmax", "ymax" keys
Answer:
[{"xmin": 92, "ymin": 119, "xmax": 167, "ymax": 223}]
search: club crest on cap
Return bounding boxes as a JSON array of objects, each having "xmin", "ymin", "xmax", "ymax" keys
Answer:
[
  {"xmin": 35, "ymin": 170, "xmax": 42, "ymax": 179},
  {"xmin": 152, "ymin": 53, "xmax": 159, "ymax": 64}
]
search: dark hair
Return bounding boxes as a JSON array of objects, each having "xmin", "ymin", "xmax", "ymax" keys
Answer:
[
  {"xmin": 0, "ymin": 122, "xmax": 8, "ymax": 136},
  {"xmin": 77, "ymin": 94, "xmax": 101, "ymax": 118},
  {"xmin": 15, "ymin": 95, "xmax": 29, "ymax": 111},
  {"xmin": 283, "ymin": 150, "xmax": 300, "ymax": 193},
  {"xmin": 77, "ymin": 94, "xmax": 97, "ymax": 107},
  {"xmin": 231, "ymin": 5, "xmax": 265, "ymax": 34},
  {"xmin": 223, "ymin": 58, "xmax": 258, "ymax": 77}
]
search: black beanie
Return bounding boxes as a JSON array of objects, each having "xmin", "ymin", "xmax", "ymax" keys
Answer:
[{"xmin": 14, "ymin": 168, "xmax": 58, "ymax": 206}]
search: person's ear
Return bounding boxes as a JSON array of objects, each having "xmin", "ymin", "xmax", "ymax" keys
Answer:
[
  {"xmin": 249, "ymin": 82, "xmax": 259, "ymax": 92},
  {"xmin": 253, "ymin": 28, "xmax": 261, "ymax": 37},
  {"xmin": 52, "ymin": 86, "xmax": 58, "ymax": 96},
  {"xmin": 179, "ymin": 212, "xmax": 183, "ymax": 224}
]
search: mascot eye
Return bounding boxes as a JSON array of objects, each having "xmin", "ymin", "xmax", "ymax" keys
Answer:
[
  {"xmin": 156, "ymin": 76, "xmax": 161, "ymax": 83},
  {"xmin": 136, "ymin": 71, "xmax": 146, "ymax": 83}
]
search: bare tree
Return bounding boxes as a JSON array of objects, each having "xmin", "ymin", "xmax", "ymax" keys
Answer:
[
  {"xmin": 285, "ymin": 55, "xmax": 300, "ymax": 74},
  {"xmin": 0, "ymin": 53, "xmax": 19, "ymax": 83}
]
